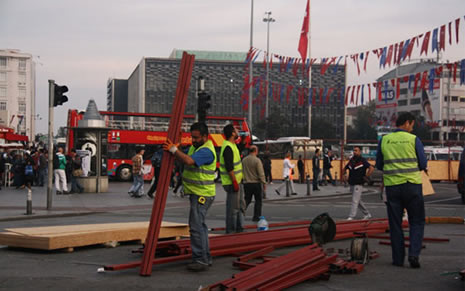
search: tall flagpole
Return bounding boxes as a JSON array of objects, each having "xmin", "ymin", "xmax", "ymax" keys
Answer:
[{"xmin": 307, "ymin": 0, "xmax": 312, "ymax": 138}]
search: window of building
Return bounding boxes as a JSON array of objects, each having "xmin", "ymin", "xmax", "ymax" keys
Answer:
[
  {"xmin": 451, "ymin": 96, "xmax": 459, "ymax": 102},
  {"xmin": 18, "ymin": 88, "xmax": 26, "ymax": 98},
  {"xmin": 398, "ymin": 100, "xmax": 408, "ymax": 106},
  {"xmin": 18, "ymin": 59, "xmax": 26, "ymax": 71},
  {"xmin": 0, "ymin": 87, "xmax": 6, "ymax": 98},
  {"xmin": 0, "ymin": 101, "xmax": 6, "ymax": 111},
  {"xmin": 460, "ymin": 97, "xmax": 465, "ymax": 102},
  {"xmin": 410, "ymin": 98, "xmax": 421, "ymax": 105},
  {"xmin": 444, "ymin": 96, "xmax": 448, "ymax": 102},
  {"xmin": 18, "ymin": 101, "xmax": 26, "ymax": 112},
  {"xmin": 0, "ymin": 72, "xmax": 6, "ymax": 82},
  {"xmin": 0, "ymin": 57, "xmax": 6, "ymax": 68},
  {"xmin": 399, "ymin": 88, "xmax": 408, "ymax": 95},
  {"xmin": 18, "ymin": 72, "xmax": 26, "ymax": 84}
]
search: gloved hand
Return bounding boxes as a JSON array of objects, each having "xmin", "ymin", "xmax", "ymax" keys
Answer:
[
  {"xmin": 163, "ymin": 138, "xmax": 179, "ymax": 154},
  {"xmin": 232, "ymin": 179, "xmax": 239, "ymax": 192}
]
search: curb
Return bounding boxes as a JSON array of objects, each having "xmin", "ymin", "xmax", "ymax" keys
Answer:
[{"xmin": 0, "ymin": 211, "xmax": 103, "ymax": 222}]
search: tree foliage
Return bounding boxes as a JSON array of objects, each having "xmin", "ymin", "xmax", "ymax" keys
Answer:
[{"xmin": 347, "ymin": 102, "xmax": 377, "ymax": 141}]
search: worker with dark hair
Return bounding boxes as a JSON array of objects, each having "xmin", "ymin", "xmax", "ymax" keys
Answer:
[
  {"xmin": 376, "ymin": 112, "xmax": 427, "ymax": 269},
  {"xmin": 220, "ymin": 124, "xmax": 244, "ymax": 234},
  {"xmin": 164, "ymin": 122, "xmax": 216, "ymax": 272}
]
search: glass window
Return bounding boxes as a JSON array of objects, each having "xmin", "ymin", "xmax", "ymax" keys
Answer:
[
  {"xmin": 0, "ymin": 87, "xmax": 6, "ymax": 98},
  {"xmin": 398, "ymin": 100, "xmax": 408, "ymax": 106},
  {"xmin": 18, "ymin": 59, "xmax": 26, "ymax": 71},
  {"xmin": 0, "ymin": 57, "xmax": 6, "ymax": 68},
  {"xmin": 0, "ymin": 101, "xmax": 6, "ymax": 110},
  {"xmin": 410, "ymin": 98, "xmax": 421, "ymax": 105},
  {"xmin": 19, "ymin": 88, "xmax": 26, "ymax": 98},
  {"xmin": 18, "ymin": 73, "xmax": 26, "ymax": 84},
  {"xmin": 444, "ymin": 96, "xmax": 448, "ymax": 102},
  {"xmin": 0, "ymin": 72, "xmax": 6, "ymax": 82},
  {"xmin": 18, "ymin": 102, "xmax": 26, "ymax": 112},
  {"xmin": 451, "ymin": 96, "xmax": 459, "ymax": 102},
  {"xmin": 460, "ymin": 98, "xmax": 465, "ymax": 102}
]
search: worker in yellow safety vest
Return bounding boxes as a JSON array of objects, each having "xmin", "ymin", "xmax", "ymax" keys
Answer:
[
  {"xmin": 219, "ymin": 124, "xmax": 244, "ymax": 234},
  {"xmin": 163, "ymin": 122, "xmax": 216, "ymax": 272},
  {"xmin": 375, "ymin": 112, "xmax": 427, "ymax": 269}
]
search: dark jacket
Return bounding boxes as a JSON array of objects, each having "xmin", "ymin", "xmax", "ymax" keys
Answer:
[
  {"xmin": 323, "ymin": 154, "xmax": 333, "ymax": 170},
  {"xmin": 344, "ymin": 156, "xmax": 371, "ymax": 185}
]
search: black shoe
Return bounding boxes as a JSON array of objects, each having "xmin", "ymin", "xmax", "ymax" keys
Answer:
[
  {"xmin": 56, "ymin": 191, "xmax": 63, "ymax": 195},
  {"xmin": 392, "ymin": 262, "xmax": 404, "ymax": 267},
  {"xmin": 187, "ymin": 262, "xmax": 209, "ymax": 272},
  {"xmin": 147, "ymin": 192, "xmax": 154, "ymax": 199},
  {"xmin": 63, "ymin": 191, "xmax": 70, "ymax": 195},
  {"xmin": 133, "ymin": 194, "xmax": 143, "ymax": 198},
  {"xmin": 275, "ymin": 190, "xmax": 281, "ymax": 195},
  {"xmin": 408, "ymin": 256, "xmax": 420, "ymax": 268},
  {"xmin": 291, "ymin": 192, "xmax": 298, "ymax": 195},
  {"xmin": 68, "ymin": 191, "xmax": 75, "ymax": 194},
  {"xmin": 313, "ymin": 188, "xmax": 320, "ymax": 191}
]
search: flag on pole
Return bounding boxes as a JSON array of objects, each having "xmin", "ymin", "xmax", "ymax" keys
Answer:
[{"xmin": 298, "ymin": 0, "xmax": 310, "ymax": 61}]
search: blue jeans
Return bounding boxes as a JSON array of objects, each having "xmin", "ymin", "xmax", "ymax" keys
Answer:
[
  {"xmin": 312, "ymin": 169, "xmax": 320, "ymax": 189},
  {"xmin": 223, "ymin": 184, "xmax": 244, "ymax": 234},
  {"xmin": 38, "ymin": 168, "xmax": 47, "ymax": 186},
  {"xmin": 189, "ymin": 194, "xmax": 214, "ymax": 265},
  {"xmin": 385, "ymin": 182, "xmax": 425, "ymax": 265},
  {"xmin": 129, "ymin": 174, "xmax": 144, "ymax": 196},
  {"xmin": 70, "ymin": 175, "xmax": 84, "ymax": 193}
]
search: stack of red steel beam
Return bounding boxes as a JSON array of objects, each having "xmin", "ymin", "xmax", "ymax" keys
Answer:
[
  {"xmin": 207, "ymin": 244, "xmax": 337, "ymax": 291},
  {"xmin": 104, "ymin": 219, "xmax": 402, "ymax": 272}
]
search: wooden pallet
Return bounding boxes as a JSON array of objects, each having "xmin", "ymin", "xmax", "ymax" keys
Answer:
[{"xmin": 0, "ymin": 221, "xmax": 189, "ymax": 251}]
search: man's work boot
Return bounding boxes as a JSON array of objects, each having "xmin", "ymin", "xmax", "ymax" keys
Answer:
[{"xmin": 408, "ymin": 256, "xmax": 420, "ymax": 268}]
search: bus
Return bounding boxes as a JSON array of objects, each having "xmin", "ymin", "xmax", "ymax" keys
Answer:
[
  {"xmin": 254, "ymin": 137, "xmax": 324, "ymax": 159},
  {"xmin": 66, "ymin": 110, "xmax": 252, "ymax": 181}
]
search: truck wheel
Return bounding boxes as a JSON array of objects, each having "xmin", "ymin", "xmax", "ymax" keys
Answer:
[{"xmin": 117, "ymin": 165, "xmax": 132, "ymax": 182}]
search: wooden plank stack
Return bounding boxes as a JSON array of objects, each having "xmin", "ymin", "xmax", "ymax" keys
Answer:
[{"xmin": 0, "ymin": 221, "xmax": 189, "ymax": 251}]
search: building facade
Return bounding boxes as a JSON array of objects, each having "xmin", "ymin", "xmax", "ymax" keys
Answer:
[
  {"xmin": 0, "ymin": 49, "xmax": 36, "ymax": 140},
  {"xmin": 376, "ymin": 60, "xmax": 465, "ymax": 142},
  {"xmin": 119, "ymin": 49, "xmax": 346, "ymax": 139},
  {"xmin": 107, "ymin": 78, "xmax": 128, "ymax": 113}
]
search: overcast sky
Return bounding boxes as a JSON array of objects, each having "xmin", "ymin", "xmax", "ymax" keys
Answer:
[{"xmin": 2, "ymin": 0, "xmax": 465, "ymax": 134}]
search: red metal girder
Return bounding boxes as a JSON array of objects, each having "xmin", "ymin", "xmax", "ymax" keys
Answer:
[
  {"xmin": 237, "ymin": 246, "xmax": 275, "ymax": 262},
  {"xmin": 379, "ymin": 241, "xmax": 426, "ymax": 248},
  {"xmin": 351, "ymin": 263, "xmax": 364, "ymax": 274},
  {"xmin": 232, "ymin": 261, "xmax": 257, "ymax": 270},
  {"xmin": 209, "ymin": 220, "xmax": 312, "ymax": 231},
  {"xmin": 139, "ymin": 52, "xmax": 195, "ymax": 276},
  {"xmin": 259, "ymin": 255, "xmax": 337, "ymax": 291},
  {"xmin": 368, "ymin": 234, "xmax": 450, "ymax": 242}
]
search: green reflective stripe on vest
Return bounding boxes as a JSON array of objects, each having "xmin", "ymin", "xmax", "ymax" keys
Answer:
[
  {"xmin": 219, "ymin": 140, "xmax": 243, "ymax": 185},
  {"xmin": 381, "ymin": 131, "xmax": 422, "ymax": 186},
  {"xmin": 384, "ymin": 158, "xmax": 417, "ymax": 164},
  {"xmin": 182, "ymin": 140, "xmax": 217, "ymax": 197}
]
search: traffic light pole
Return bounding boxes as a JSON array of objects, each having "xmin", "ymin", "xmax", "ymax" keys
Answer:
[{"xmin": 47, "ymin": 80, "xmax": 55, "ymax": 210}]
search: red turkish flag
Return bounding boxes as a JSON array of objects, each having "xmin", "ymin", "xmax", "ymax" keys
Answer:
[
  {"xmin": 298, "ymin": 0, "xmax": 310, "ymax": 61},
  {"xmin": 439, "ymin": 25, "xmax": 446, "ymax": 51},
  {"xmin": 420, "ymin": 32, "xmax": 430, "ymax": 56}
]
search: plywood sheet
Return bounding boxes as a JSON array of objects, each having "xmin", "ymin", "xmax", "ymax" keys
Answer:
[
  {"xmin": 0, "ymin": 221, "xmax": 189, "ymax": 250},
  {"xmin": 422, "ymin": 171, "xmax": 435, "ymax": 196}
]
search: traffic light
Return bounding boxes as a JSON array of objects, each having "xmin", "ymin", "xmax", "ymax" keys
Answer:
[
  {"xmin": 197, "ymin": 92, "xmax": 211, "ymax": 123},
  {"xmin": 53, "ymin": 84, "xmax": 68, "ymax": 107}
]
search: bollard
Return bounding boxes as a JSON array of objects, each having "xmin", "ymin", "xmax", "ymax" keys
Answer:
[
  {"xmin": 26, "ymin": 189, "xmax": 32, "ymax": 215},
  {"xmin": 285, "ymin": 177, "xmax": 290, "ymax": 197},
  {"xmin": 306, "ymin": 175, "xmax": 311, "ymax": 196}
]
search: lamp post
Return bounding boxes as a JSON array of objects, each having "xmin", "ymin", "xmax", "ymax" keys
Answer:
[
  {"xmin": 263, "ymin": 12, "xmax": 275, "ymax": 121},
  {"xmin": 248, "ymin": 0, "xmax": 254, "ymax": 132}
]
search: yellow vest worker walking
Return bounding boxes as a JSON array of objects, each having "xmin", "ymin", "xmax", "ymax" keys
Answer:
[
  {"xmin": 163, "ymin": 122, "xmax": 216, "ymax": 272},
  {"xmin": 376, "ymin": 112, "xmax": 427, "ymax": 269},
  {"xmin": 220, "ymin": 124, "xmax": 244, "ymax": 233}
]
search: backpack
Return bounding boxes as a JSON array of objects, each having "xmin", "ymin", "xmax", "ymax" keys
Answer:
[{"xmin": 25, "ymin": 164, "xmax": 34, "ymax": 176}]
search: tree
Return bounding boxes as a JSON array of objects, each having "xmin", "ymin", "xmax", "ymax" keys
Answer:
[
  {"xmin": 348, "ymin": 102, "xmax": 377, "ymax": 141},
  {"xmin": 254, "ymin": 109, "xmax": 297, "ymax": 140},
  {"xmin": 311, "ymin": 116, "xmax": 336, "ymax": 139},
  {"xmin": 55, "ymin": 126, "xmax": 67, "ymax": 138}
]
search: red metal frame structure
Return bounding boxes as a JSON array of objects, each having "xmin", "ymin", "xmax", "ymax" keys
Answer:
[{"xmin": 138, "ymin": 52, "xmax": 195, "ymax": 276}]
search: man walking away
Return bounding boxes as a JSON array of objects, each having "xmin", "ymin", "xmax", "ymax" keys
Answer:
[
  {"xmin": 344, "ymin": 146, "xmax": 374, "ymax": 220},
  {"xmin": 146, "ymin": 148, "xmax": 163, "ymax": 199},
  {"xmin": 262, "ymin": 153, "xmax": 273, "ymax": 184},
  {"xmin": 163, "ymin": 122, "xmax": 216, "ymax": 272},
  {"xmin": 242, "ymin": 146, "xmax": 266, "ymax": 221},
  {"xmin": 312, "ymin": 148, "xmax": 321, "ymax": 191},
  {"xmin": 297, "ymin": 155, "xmax": 305, "ymax": 183},
  {"xmin": 376, "ymin": 112, "xmax": 427, "ymax": 269},
  {"xmin": 275, "ymin": 152, "xmax": 297, "ymax": 195},
  {"xmin": 220, "ymin": 124, "xmax": 244, "ymax": 234},
  {"xmin": 323, "ymin": 149, "xmax": 336, "ymax": 186},
  {"xmin": 128, "ymin": 147, "xmax": 145, "ymax": 198},
  {"xmin": 53, "ymin": 147, "xmax": 68, "ymax": 194}
]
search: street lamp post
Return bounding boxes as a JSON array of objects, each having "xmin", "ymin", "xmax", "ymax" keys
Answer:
[
  {"xmin": 263, "ymin": 11, "xmax": 275, "ymax": 121},
  {"xmin": 248, "ymin": 0, "xmax": 254, "ymax": 132}
]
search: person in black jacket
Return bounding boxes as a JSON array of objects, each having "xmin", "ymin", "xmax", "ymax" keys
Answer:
[
  {"xmin": 312, "ymin": 149, "xmax": 321, "ymax": 191},
  {"xmin": 322, "ymin": 149, "xmax": 336, "ymax": 186}
]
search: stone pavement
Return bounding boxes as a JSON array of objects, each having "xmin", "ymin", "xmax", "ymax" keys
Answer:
[{"xmin": 0, "ymin": 179, "xmax": 357, "ymax": 221}]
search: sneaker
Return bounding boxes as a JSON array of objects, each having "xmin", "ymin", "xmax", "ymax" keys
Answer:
[
  {"xmin": 275, "ymin": 190, "xmax": 281, "ymax": 196},
  {"xmin": 186, "ymin": 262, "xmax": 209, "ymax": 272},
  {"xmin": 408, "ymin": 256, "xmax": 420, "ymax": 268},
  {"xmin": 363, "ymin": 214, "xmax": 372, "ymax": 220},
  {"xmin": 269, "ymin": 182, "xmax": 273, "ymax": 185},
  {"xmin": 347, "ymin": 217, "xmax": 354, "ymax": 221}
]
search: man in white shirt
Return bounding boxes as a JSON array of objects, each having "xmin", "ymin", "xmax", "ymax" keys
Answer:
[{"xmin": 275, "ymin": 152, "xmax": 297, "ymax": 195}]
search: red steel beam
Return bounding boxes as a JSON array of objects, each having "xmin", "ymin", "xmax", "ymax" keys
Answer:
[
  {"xmin": 139, "ymin": 52, "xmax": 195, "ymax": 276},
  {"xmin": 368, "ymin": 234, "xmax": 450, "ymax": 242},
  {"xmin": 237, "ymin": 246, "xmax": 275, "ymax": 262},
  {"xmin": 379, "ymin": 241, "xmax": 426, "ymax": 248}
]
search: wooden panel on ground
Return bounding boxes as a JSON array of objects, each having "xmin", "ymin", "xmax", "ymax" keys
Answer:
[
  {"xmin": 0, "ymin": 221, "xmax": 189, "ymax": 251},
  {"xmin": 422, "ymin": 171, "xmax": 435, "ymax": 196}
]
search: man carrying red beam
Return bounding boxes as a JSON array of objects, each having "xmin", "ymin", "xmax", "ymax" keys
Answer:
[
  {"xmin": 376, "ymin": 112, "xmax": 427, "ymax": 269},
  {"xmin": 163, "ymin": 122, "xmax": 216, "ymax": 272}
]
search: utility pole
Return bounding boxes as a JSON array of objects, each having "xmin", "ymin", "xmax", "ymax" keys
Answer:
[
  {"xmin": 263, "ymin": 11, "xmax": 275, "ymax": 121},
  {"xmin": 47, "ymin": 80, "xmax": 55, "ymax": 210},
  {"xmin": 248, "ymin": 0, "xmax": 254, "ymax": 132}
]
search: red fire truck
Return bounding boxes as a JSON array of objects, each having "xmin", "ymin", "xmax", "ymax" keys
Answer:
[{"xmin": 66, "ymin": 110, "xmax": 251, "ymax": 181}]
